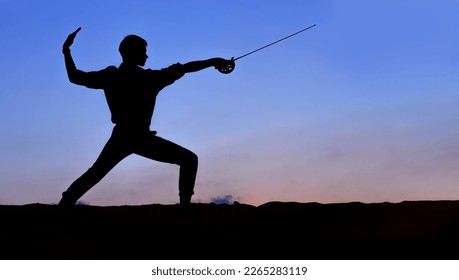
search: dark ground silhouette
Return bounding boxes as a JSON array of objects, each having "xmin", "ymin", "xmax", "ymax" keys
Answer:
[{"xmin": 2, "ymin": 200, "xmax": 459, "ymax": 260}]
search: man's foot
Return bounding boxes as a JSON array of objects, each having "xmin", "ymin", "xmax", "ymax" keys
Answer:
[
  {"xmin": 179, "ymin": 195, "xmax": 192, "ymax": 205},
  {"xmin": 57, "ymin": 193, "xmax": 76, "ymax": 207}
]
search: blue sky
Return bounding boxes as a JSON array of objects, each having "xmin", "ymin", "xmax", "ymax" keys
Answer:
[{"xmin": 0, "ymin": 0, "xmax": 458, "ymax": 206}]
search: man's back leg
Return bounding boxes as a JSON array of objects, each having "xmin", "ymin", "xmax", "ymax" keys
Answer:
[{"xmin": 59, "ymin": 133, "xmax": 131, "ymax": 206}]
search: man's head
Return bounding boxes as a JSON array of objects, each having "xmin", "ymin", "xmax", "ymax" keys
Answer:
[{"xmin": 119, "ymin": 35, "xmax": 148, "ymax": 66}]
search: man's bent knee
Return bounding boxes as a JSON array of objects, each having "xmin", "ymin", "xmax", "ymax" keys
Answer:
[{"xmin": 180, "ymin": 151, "xmax": 198, "ymax": 168}]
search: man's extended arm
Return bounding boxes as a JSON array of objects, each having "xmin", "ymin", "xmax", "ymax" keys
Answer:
[
  {"xmin": 182, "ymin": 58, "xmax": 232, "ymax": 73},
  {"xmin": 62, "ymin": 27, "xmax": 87, "ymax": 85}
]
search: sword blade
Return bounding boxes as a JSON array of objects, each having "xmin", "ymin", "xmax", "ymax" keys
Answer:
[{"xmin": 233, "ymin": 24, "xmax": 316, "ymax": 61}]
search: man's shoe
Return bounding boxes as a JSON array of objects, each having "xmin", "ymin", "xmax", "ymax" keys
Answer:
[
  {"xmin": 58, "ymin": 193, "xmax": 76, "ymax": 207},
  {"xmin": 179, "ymin": 195, "xmax": 192, "ymax": 205}
]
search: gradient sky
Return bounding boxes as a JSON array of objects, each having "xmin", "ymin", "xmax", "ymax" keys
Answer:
[{"xmin": 0, "ymin": 0, "xmax": 458, "ymax": 206}]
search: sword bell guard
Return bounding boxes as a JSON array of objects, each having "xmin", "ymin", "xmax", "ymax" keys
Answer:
[{"xmin": 217, "ymin": 58, "xmax": 235, "ymax": 74}]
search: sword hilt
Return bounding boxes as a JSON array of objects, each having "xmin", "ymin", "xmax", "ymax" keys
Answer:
[{"xmin": 217, "ymin": 57, "xmax": 235, "ymax": 74}]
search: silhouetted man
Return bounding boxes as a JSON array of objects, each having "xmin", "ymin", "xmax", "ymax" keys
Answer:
[{"xmin": 58, "ymin": 27, "xmax": 233, "ymax": 206}]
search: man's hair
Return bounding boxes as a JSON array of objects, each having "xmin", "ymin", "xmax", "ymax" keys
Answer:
[{"xmin": 118, "ymin": 35, "xmax": 147, "ymax": 59}]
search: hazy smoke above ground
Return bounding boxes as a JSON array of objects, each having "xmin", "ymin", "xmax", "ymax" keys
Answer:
[
  {"xmin": 76, "ymin": 200, "xmax": 90, "ymax": 206},
  {"xmin": 211, "ymin": 195, "xmax": 234, "ymax": 205}
]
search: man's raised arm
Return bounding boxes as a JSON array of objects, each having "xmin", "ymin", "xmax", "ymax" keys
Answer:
[{"xmin": 62, "ymin": 27, "xmax": 87, "ymax": 85}]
